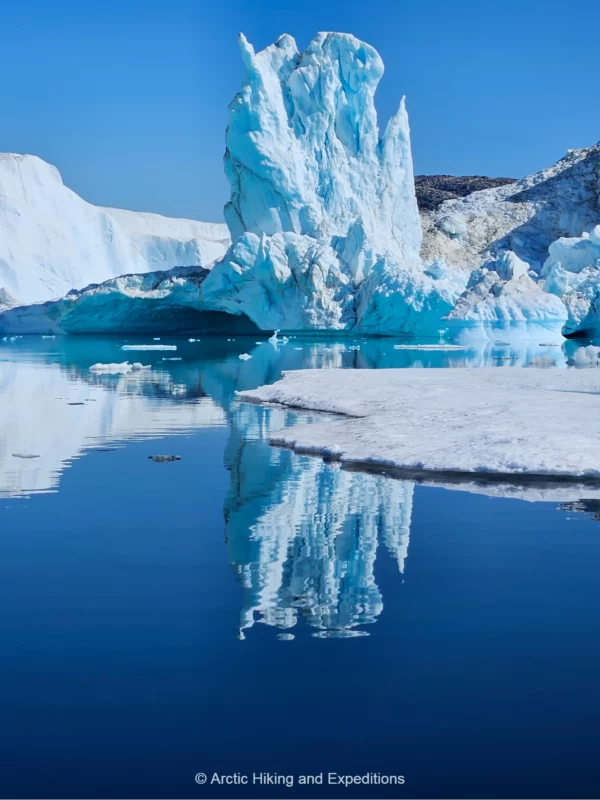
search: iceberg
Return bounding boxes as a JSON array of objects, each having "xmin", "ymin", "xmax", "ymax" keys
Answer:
[
  {"xmin": 1, "ymin": 35, "xmax": 597, "ymax": 338},
  {"xmin": 0, "ymin": 33, "xmax": 466, "ymax": 337},
  {"xmin": 445, "ymin": 251, "xmax": 567, "ymax": 342},
  {"xmin": 0, "ymin": 153, "xmax": 230, "ymax": 304},
  {"xmin": 541, "ymin": 225, "xmax": 600, "ymax": 336}
]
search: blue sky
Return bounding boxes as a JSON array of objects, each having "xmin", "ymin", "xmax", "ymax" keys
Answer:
[{"xmin": 1, "ymin": 0, "xmax": 598, "ymax": 222}]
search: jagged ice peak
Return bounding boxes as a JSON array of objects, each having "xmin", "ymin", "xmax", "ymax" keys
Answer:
[{"xmin": 223, "ymin": 31, "xmax": 422, "ymax": 267}]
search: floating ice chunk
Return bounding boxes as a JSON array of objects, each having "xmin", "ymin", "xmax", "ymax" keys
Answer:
[
  {"xmin": 162, "ymin": 357, "xmax": 182, "ymax": 361},
  {"xmin": 89, "ymin": 362, "xmax": 133, "ymax": 374},
  {"xmin": 148, "ymin": 454, "xmax": 181, "ymax": 463},
  {"xmin": 238, "ymin": 353, "xmax": 252, "ymax": 360},
  {"xmin": 393, "ymin": 344, "xmax": 466, "ymax": 351},
  {"xmin": 12, "ymin": 453, "xmax": 40, "ymax": 459},
  {"xmin": 121, "ymin": 344, "xmax": 177, "ymax": 351}
]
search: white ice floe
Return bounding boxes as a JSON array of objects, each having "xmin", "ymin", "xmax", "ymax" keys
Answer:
[
  {"xmin": 238, "ymin": 368, "xmax": 600, "ymax": 478},
  {"xmin": 90, "ymin": 362, "xmax": 133, "ymax": 375},
  {"xmin": 238, "ymin": 353, "xmax": 252, "ymax": 360},
  {"xmin": 89, "ymin": 362, "xmax": 151, "ymax": 374},
  {"xmin": 121, "ymin": 344, "xmax": 177, "ymax": 351},
  {"xmin": 393, "ymin": 344, "xmax": 466, "ymax": 350}
]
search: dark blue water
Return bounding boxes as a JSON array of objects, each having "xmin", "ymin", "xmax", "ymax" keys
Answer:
[{"xmin": 1, "ymin": 335, "xmax": 600, "ymax": 799}]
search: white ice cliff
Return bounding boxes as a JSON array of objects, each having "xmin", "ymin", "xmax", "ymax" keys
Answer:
[{"xmin": 0, "ymin": 153, "xmax": 230, "ymax": 304}]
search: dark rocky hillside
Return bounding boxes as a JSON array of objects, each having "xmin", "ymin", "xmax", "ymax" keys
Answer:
[{"xmin": 415, "ymin": 175, "xmax": 516, "ymax": 211}]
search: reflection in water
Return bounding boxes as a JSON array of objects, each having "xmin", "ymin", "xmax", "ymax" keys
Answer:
[
  {"xmin": 558, "ymin": 499, "xmax": 600, "ymax": 521},
  {"xmin": 224, "ymin": 404, "xmax": 413, "ymax": 638},
  {"xmin": 2, "ymin": 334, "xmax": 600, "ymax": 638}
]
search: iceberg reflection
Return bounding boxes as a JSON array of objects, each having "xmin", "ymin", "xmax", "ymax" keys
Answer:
[{"xmin": 224, "ymin": 402, "xmax": 413, "ymax": 638}]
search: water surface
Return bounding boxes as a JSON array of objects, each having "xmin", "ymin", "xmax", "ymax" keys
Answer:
[{"xmin": 1, "ymin": 335, "xmax": 599, "ymax": 799}]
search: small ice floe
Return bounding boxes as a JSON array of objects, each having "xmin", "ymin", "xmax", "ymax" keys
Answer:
[
  {"xmin": 188, "ymin": 338, "xmax": 198, "ymax": 342},
  {"xmin": 268, "ymin": 329, "xmax": 280, "ymax": 346},
  {"xmin": 148, "ymin": 454, "xmax": 181, "ymax": 463},
  {"xmin": 89, "ymin": 362, "xmax": 133, "ymax": 375},
  {"xmin": 121, "ymin": 344, "xmax": 177, "ymax": 351},
  {"xmin": 276, "ymin": 633, "xmax": 295, "ymax": 641},
  {"xmin": 239, "ymin": 353, "xmax": 252, "ymax": 360},
  {"xmin": 349, "ymin": 345, "xmax": 360, "ymax": 351},
  {"xmin": 393, "ymin": 344, "xmax": 466, "ymax": 351},
  {"xmin": 294, "ymin": 347, "xmax": 303, "ymax": 351},
  {"xmin": 162, "ymin": 357, "xmax": 182, "ymax": 361},
  {"xmin": 282, "ymin": 336, "xmax": 289, "ymax": 344},
  {"xmin": 153, "ymin": 337, "xmax": 161, "ymax": 341},
  {"xmin": 12, "ymin": 453, "xmax": 40, "ymax": 459},
  {"xmin": 42, "ymin": 335, "xmax": 56, "ymax": 339}
]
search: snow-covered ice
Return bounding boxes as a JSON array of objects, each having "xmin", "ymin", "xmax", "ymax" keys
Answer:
[
  {"xmin": 238, "ymin": 368, "xmax": 600, "ymax": 479},
  {"xmin": 420, "ymin": 142, "xmax": 600, "ymax": 275},
  {"xmin": 0, "ymin": 153, "xmax": 230, "ymax": 303}
]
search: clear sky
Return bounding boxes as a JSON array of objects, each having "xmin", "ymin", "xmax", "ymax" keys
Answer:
[{"xmin": 1, "ymin": 0, "xmax": 598, "ymax": 222}]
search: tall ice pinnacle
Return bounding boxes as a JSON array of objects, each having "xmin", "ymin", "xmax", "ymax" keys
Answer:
[{"xmin": 223, "ymin": 31, "xmax": 422, "ymax": 264}]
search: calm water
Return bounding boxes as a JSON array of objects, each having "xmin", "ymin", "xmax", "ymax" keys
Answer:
[{"xmin": 1, "ymin": 335, "xmax": 600, "ymax": 799}]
